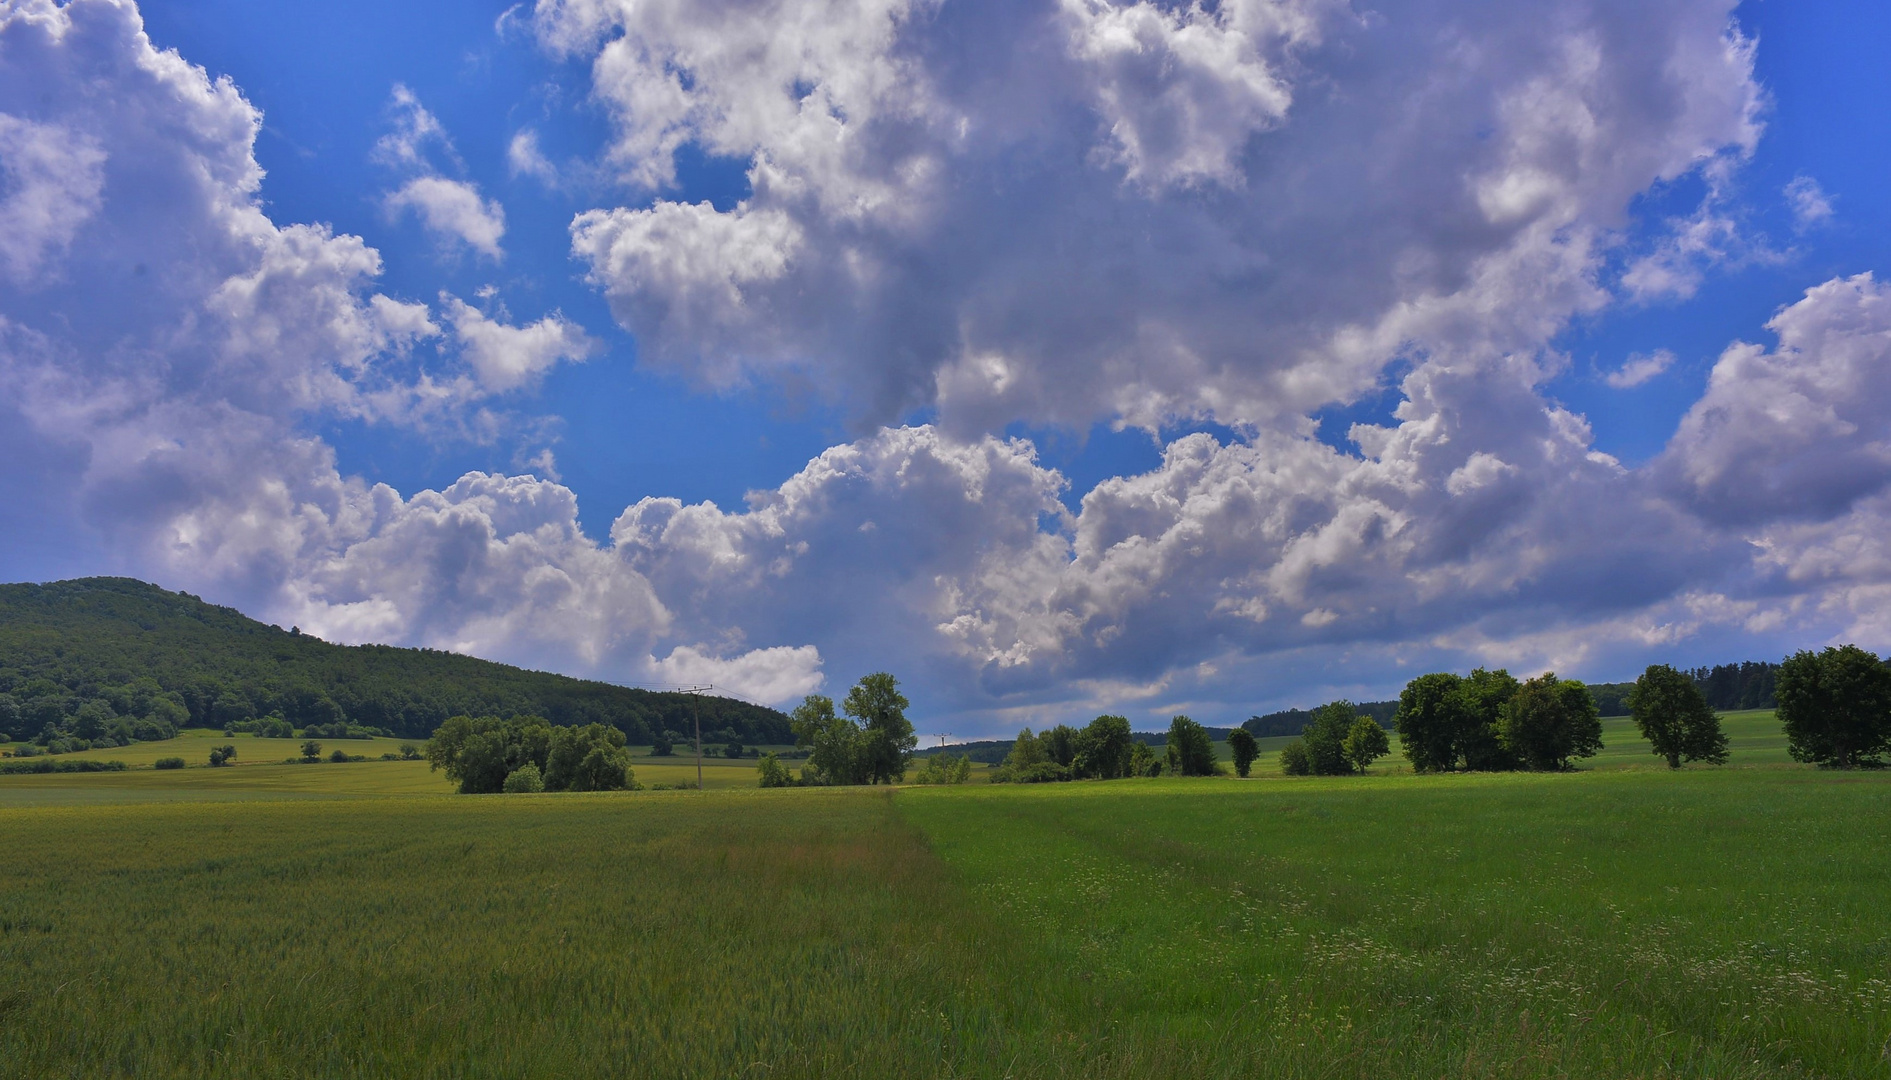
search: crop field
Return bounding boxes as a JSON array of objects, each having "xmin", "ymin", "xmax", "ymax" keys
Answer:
[{"xmin": 2, "ymin": 725, "xmax": 1888, "ymax": 1078}]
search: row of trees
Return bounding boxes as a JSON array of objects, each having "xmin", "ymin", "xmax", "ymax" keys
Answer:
[
  {"xmin": 426, "ymin": 716, "xmax": 637, "ymax": 794},
  {"xmin": 1393, "ymin": 669, "xmax": 1604, "ymax": 772},
  {"xmin": 1391, "ymin": 645, "xmax": 1889, "ymax": 773}
]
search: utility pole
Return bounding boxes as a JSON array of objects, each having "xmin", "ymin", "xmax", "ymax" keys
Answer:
[{"xmin": 672, "ymin": 685, "xmax": 713, "ymax": 791}]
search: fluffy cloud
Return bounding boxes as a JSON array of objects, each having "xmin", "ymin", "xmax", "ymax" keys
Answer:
[
  {"xmin": 0, "ymin": 0, "xmax": 805, "ymax": 697},
  {"xmin": 1665, "ymin": 273, "xmax": 1891, "ymax": 525},
  {"xmin": 376, "ymin": 85, "xmax": 507, "ymax": 258},
  {"xmin": 441, "ymin": 295, "xmax": 594, "ymax": 393},
  {"xmin": 1605, "ymin": 349, "xmax": 1676, "ymax": 389},
  {"xmin": 12, "ymin": 0, "xmax": 1891, "ymax": 734},
  {"xmin": 544, "ymin": 0, "xmax": 1761, "ymax": 433},
  {"xmin": 386, "ymin": 177, "xmax": 507, "ymax": 259}
]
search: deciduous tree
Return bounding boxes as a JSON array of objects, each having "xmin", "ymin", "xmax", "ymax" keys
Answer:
[
  {"xmin": 845, "ymin": 673, "xmax": 916, "ymax": 784},
  {"xmin": 1343, "ymin": 716, "xmax": 1390, "ymax": 773},
  {"xmin": 1165, "ymin": 716, "xmax": 1218, "ymax": 776},
  {"xmin": 1777, "ymin": 646, "xmax": 1891, "ymax": 769},
  {"xmin": 1627, "ymin": 664, "xmax": 1728, "ymax": 768},
  {"xmin": 1228, "ymin": 729, "xmax": 1259, "ymax": 778},
  {"xmin": 1498, "ymin": 674, "xmax": 1602, "ymax": 771}
]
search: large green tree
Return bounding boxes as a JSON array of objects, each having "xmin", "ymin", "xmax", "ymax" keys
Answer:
[
  {"xmin": 544, "ymin": 723, "xmax": 635, "ymax": 792},
  {"xmin": 1459, "ymin": 668, "xmax": 1521, "ymax": 770},
  {"xmin": 1627, "ymin": 664, "xmax": 1728, "ymax": 769},
  {"xmin": 844, "ymin": 673, "xmax": 916, "ymax": 785},
  {"xmin": 426, "ymin": 715, "xmax": 553, "ymax": 794},
  {"xmin": 1498, "ymin": 674, "xmax": 1602, "ymax": 771},
  {"xmin": 789, "ymin": 695, "xmax": 862, "ymax": 785},
  {"xmin": 1776, "ymin": 646, "xmax": 1891, "ymax": 769},
  {"xmin": 1165, "ymin": 715, "xmax": 1218, "ymax": 776},
  {"xmin": 1394, "ymin": 672, "xmax": 1465, "ymax": 772},
  {"xmin": 1074, "ymin": 714, "xmax": 1135, "ymax": 779},
  {"xmin": 1297, "ymin": 702, "xmax": 1357, "ymax": 776}
]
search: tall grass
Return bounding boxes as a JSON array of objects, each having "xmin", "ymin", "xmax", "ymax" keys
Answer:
[
  {"xmin": 2, "ymin": 758, "xmax": 1884, "ymax": 1077},
  {"xmin": 901, "ymin": 768, "xmax": 1891, "ymax": 1077},
  {"xmin": 0, "ymin": 790, "xmax": 1082, "ymax": 1078}
]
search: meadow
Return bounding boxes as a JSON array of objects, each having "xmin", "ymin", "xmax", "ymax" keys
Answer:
[{"xmin": 1, "ymin": 712, "xmax": 1886, "ymax": 1077}]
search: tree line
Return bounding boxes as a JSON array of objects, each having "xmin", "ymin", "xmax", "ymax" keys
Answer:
[
  {"xmin": 425, "ymin": 716, "xmax": 639, "ymax": 794},
  {"xmin": 0, "ymin": 577, "xmax": 790, "ymax": 753}
]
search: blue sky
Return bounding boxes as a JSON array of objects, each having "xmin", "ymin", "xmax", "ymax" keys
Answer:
[{"xmin": 4, "ymin": 0, "xmax": 1891, "ymax": 734}]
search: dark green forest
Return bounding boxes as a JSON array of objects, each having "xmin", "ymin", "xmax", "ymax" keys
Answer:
[{"xmin": 0, "ymin": 578, "xmax": 790, "ymax": 751}]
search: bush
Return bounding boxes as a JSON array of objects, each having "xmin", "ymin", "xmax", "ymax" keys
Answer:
[
  {"xmin": 1279, "ymin": 740, "xmax": 1311, "ymax": 776},
  {"xmin": 0, "ymin": 758, "xmax": 127, "ymax": 774},
  {"xmin": 724, "ymin": 740, "xmax": 745, "ymax": 759},
  {"xmin": 1228, "ymin": 729, "xmax": 1259, "ymax": 777},
  {"xmin": 503, "ymin": 763, "xmax": 545, "ymax": 793},
  {"xmin": 300, "ymin": 740, "xmax": 323, "ymax": 763},
  {"xmin": 328, "ymin": 749, "xmax": 351, "ymax": 763},
  {"xmin": 154, "ymin": 757, "xmax": 186, "ymax": 770},
  {"xmin": 912, "ymin": 752, "xmax": 973, "ymax": 785},
  {"xmin": 757, "ymin": 751, "xmax": 795, "ymax": 788},
  {"xmin": 398, "ymin": 743, "xmax": 421, "ymax": 760},
  {"xmin": 208, "ymin": 744, "xmax": 237, "ymax": 767}
]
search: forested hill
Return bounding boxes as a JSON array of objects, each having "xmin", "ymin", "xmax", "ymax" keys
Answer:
[{"xmin": 0, "ymin": 578, "xmax": 791, "ymax": 744}]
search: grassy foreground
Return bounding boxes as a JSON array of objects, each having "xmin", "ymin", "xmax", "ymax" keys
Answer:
[{"xmin": 0, "ymin": 762, "xmax": 1885, "ymax": 1076}]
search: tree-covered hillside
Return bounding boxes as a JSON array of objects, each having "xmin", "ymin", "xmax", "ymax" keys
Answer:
[{"xmin": 0, "ymin": 578, "xmax": 791, "ymax": 748}]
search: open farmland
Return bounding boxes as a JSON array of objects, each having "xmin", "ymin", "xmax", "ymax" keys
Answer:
[{"xmin": 1, "ymin": 745, "xmax": 1887, "ymax": 1078}]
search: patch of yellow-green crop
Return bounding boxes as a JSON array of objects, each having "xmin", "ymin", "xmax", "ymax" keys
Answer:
[{"xmin": 899, "ymin": 768, "xmax": 1891, "ymax": 1078}]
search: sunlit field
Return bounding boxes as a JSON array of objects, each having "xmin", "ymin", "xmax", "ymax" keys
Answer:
[{"xmin": 2, "ymin": 712, "xmax": 1884, "ymax": 1077}]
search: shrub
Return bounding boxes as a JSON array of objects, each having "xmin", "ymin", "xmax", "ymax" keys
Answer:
[
  {"xmin": 329, "ymin": 749, "xmax": 351, "ymax": 763},
  {"xmin": 208, "ymin": 744, "xmax": 237, "ymax": 767},
  {"xmin": 912, "ymin": 752, "xmax": 973, "ymax": 785},
  {"xmin": 757, "ymin": 751, "xmax": 795, "ymax": 788},
  {"xmin": 398, "ymin": 743, "xmax": 421, "ymax": 760},
  {"xmin": 1279, "ymin": 740, "xmax": 1311, "ymax": 776},
  {"xmin": 503, "ymin": 763, "xmax": 545, "ymax": 793},
  {"xmin": 0, "ymin": 758, "xmax": 127, "ymax": 774},
  {"xmin": 300, "ymin": 741, "xmax": 323, "ymax": 763},
  {"xmin": 1128, "ymin": 741, "xmax": 1161, "ymax": 777},
  {"xmin": 724, "ymin": 740, "xmax": 745, "ymax": 759},
  {"xmin": 154, "ymin": 757, "xmax": 186, "ymax": 770},
  {"xmin": 1228, "ymin": 729, "xmax": 1259, "ymax": 777}
]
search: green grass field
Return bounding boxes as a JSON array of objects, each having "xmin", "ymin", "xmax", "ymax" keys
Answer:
[{"xmin": 1, "ymin": 711, "xmax": 1885, "ymax": 1077}]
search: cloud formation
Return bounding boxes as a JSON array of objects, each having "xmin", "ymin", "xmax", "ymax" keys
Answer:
[
  {"xmin": 0, "ymin": 0, "xmax": 807, "ymax": 699},
  {"xmin": 8, "ymin": 0, "xmax": 1891, "ymax": 732},
  {"xmin": 376, "ymin": 85, "xmax": 507, "ymax": 258},
  {"xmin": 542, "ymin": 0, "xmax": 1762, "ymax": 434}
]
